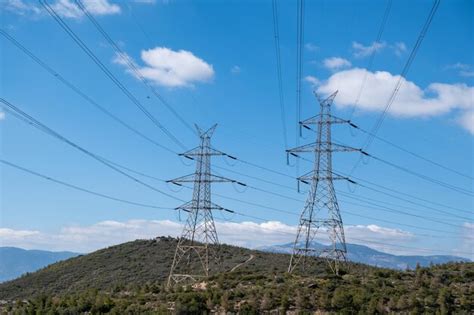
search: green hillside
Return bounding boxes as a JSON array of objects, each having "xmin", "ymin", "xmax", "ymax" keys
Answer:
[{"xmin": 0, "ymin": 237, "xmax": 472, "ymax": 314}]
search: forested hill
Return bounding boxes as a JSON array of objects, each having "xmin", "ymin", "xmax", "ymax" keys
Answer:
[{"xmin": 0, "ymin": 237, "xmax": 472, "ymax": 314}]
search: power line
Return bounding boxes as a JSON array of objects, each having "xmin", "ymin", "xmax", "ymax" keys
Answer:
[
  {"xmin": 297, "ymin": 122, "xmax": 472, "ymax": 213},
  {"xmin": 271, "ymin": 0, "xmax": 289, "ymax": 149},
  {"xmin": 346, "ymin": 171, "xmax": 473, "ymax": 216},
  {"xmin": 303, "ymin": 124, "xmax": 473, "ymax": 197},
  {"xmin": 6, "ymin": 156, "xmax": 468, "ymax": 254},
  {"xmin": 369, "ymin": 154, "xmax": 474, "ymax": 197},
  {"xmin": 7, "ymin": 156, "xmax": 467, "ymax": 240},
  {"xmin": 348, "ymin": 0, "xmax": 393, "ymax": 120},
  {"xmin": 0, "ymin": 29, "xmax": 177, "ymax": 155},
  {"xmin": 350, "ymin": 123, "xmax": 473, "ymax": 181},
  {"xmin": 100, "ymin": 151, "xmax": 470, "ymax": 239},
  {"xmin": 352, "ymin": 0, "xmax": 441, "ymax": 172},
  {"xmin": 39, "ymin": 0, "xmax": 187, "ymax": 150},
  {"xmin": 1, "ymin": 98, "xmax": 183, "ymax": 202},
  {"xmin": 337, "ymin": 190, "xmax": 470, "ymax": 222},
  {"xmin": 75, "ymin": 0, "xmax": 196, "ymax": 136},
  {"xmin": 1, "ymin": 159, "xmax": 173, "ymax": 210},
  {"xmin": 295, "ymin": 153, "xmax": 473, "ymax": 217}
]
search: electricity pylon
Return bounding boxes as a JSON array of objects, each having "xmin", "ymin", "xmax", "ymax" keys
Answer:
[
  {"xmin": 167, "ymin": 124, "xmax": 239, "ymax": 287},
  {"xmin": 287, "ymin": 91, "xmax": 363, "ymax": 275}
]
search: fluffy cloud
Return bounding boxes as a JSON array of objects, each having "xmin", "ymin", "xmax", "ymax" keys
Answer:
[
  {"xmin": 322, "ymin": 57, "xmax": 352, "ymax": 71},
  {"xmin": 458, "ymin": 110, "xmax": 474, "ymax": 134},
  {"xmin": 1, "ymin": 219, "xmax": 420, "ymax": 255},
  {"xmin": 0, "ymin": 228, "xmax": 40, "ymax": 239},
  {"xmin": 304, "ymin": 75, "xmax": 320, "ymax": 87},
  {"xmin": 0, "ymin": 111, "xmax": 5, "ymax": 121},
  {"xmin": 453, "ymin": 222, "xmax": 474, "ymax": 259},
  {"xmin": 2, "ymin": 0, "xmax": 42, "ymax": 15},
  {"xmin": 393, "ymin": 42, "xmax": 407, "ymax": 57},
  {"xmin": 2, "ymin": 0, "xmax": 120, "ymax": 19},
  {"xmin": 446, "ymin": 63, "xmax": 474, "ymax": 78},
  {"xmin": 134, "ymin": 0, "xmax": 157, "ymax": 4},
  {"xmin": 305, "ymin": 43, "xmax": 319, "ymax": 52},
  {"xmin": 52, "ymin": 0, "xmax": 120, "ymax": 18},
  {"xmin": 230, "ymin": 65, "xmax": 241, "ymax": 74},
  {"xmin": 352, "ymin": 41, "xmax": 386, "ymax": 58},
  {"xmin": 114, "ymin": 48, "xmax": 214, "ymax": 88},
  {"xmin": 316, "ymin": 68, "xmax": 474, "ymax": 132}
]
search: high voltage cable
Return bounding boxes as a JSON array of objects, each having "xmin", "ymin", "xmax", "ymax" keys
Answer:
[
  {"xmin": 6, "ymin": 152, "xmax": 466, "ymax": 242},
  {"xmin": 352, "ymin": 0, "xmax": 441, "ymax": 173},
  {"xmin": 0, "ymin": 98, "xmax": 184, "ymax": 202},
  {"xmin": 75, "ymin": 0, "xmax": 196, "ymax": 136},
  {"xmin": 336, "ymin": 190, "xmax": 470, "ymax": 222},
  {"xmin": 236, "ymin": 156, "xmax": 471, "ymax": 217},
  {"xmin": 345, "ymin": 171, "xmax": 473, "ymax": 216},
  {"xmin": 218, "ymin": 162, "xmax": 469, "ymax": 221},
  {"xmin": 341, "ymin": 211, "xmax": 469, "ymax": 238},
  {"xmin": 216, "ymin": 163, "xmax": 470, "ymax": 222},
  {"xmin": 300, "ymin": 147, "xmax": 474, "ymax": 198},
  {"xmin": 339, "ymin": 198, "xmax": 463, "ymax": 228},
  {"xmin": 348, "ymin": 0, "xmax": 393, "ymax": 120},
  {"xmin": 39, "ymin": 0, "xmax": 186, "ymax": 150},
  {"xmin": 369, "ymin": 154, "xmax": 474, "ymax": 197},
  {"xmin": 1, "ymin": 160, "xmax": 173, "ymax": 210},
  {"xmin": 352, "ymin": 123, "xmax": 473, "ymax": 180},
  {"xmin": 271, "ymin": 0, "xmax": 289, "ymax": 149},
  {"xmin": 0, "ymin": 30, "xmax": 177, "ymax": 155},
  {"xmin": 292, "ymin": 155, "xmax": 473, "ymax": 217},
  {"xmin": 102, "ymin": 158, "xmax": 469, "ymax": 233},
  {"xmin": 6, "ymin": 156, "xmax": 468, "ymax": 249},
  {"xmin": 295, "ymin": 0, "xmax": 305, "ymax": 125}
]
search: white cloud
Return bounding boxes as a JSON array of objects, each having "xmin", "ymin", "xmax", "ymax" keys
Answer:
[
  {"xmin": 452, "ymin": 222, "xmax": 474, "ymax": 260},
  {"xmin": 134, "ymin": 0, "xmax": 157, "ymax": 4},
  {"xmin": 0, "ymin": 111, "xmax": 5, "ymax": 121},
  {"xmin": 0, "ymin": 219, "xmax": 422, "ymax": 256},
  {"xmin": 305, "ymin": 43, "xmax": 319, "ymax": 52},
  {"xmin": 393, "ymin": 42, "xmax": 407, "ymax": 57},
  {"xmin": 114, "ymin": 47, "xmax": 214, "ymax": 88},
  {"xmin": 352, "ymin": 41, "xmax": 386, "ymax": 58},
  {"xmin": 304, "ymin": 75, "xmax": 320, "ymax": 87},
  {"xmin": 1, "ymin": 0, "xmax": 42, "ymax": 15},
  {"xmin": 0, "ymin": 228, "xmax": 40, "ymax": 239},
  {"xmin": 322, "ymin": 57, "xmax": 352, "ymax": 71},
  {"xmin": 458, "ymin": 111, "xmax": 474, "ymax": 134},
  {"xmin": 317, "ymin": 68, "xmax": 474, "ymax": 132},
  {"xmin": 2, "ymin": 0, "xmax": 120, "ymax": 19},
  {"xmin": 230, "ymin": 65, "xmax": 241, "ymax": 74},
  {"xmin": 446, "ymin": 63, "xmax": 474, "ymax": 78},
  {"xmin": 52, "ymin": 0, "xmax": 120, "ymax": 18}
]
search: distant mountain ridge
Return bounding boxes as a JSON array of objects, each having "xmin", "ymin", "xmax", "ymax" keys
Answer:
[
  {"xmin": 258, "ymin": 242, "xmax": 470, "ymax": 270},
  {"xmin": 0, "ymin": 247, "xmax": 80, "ymax": 283}
]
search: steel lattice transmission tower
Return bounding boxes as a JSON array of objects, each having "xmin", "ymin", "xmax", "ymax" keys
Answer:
[
  {"xmin": 167, "ymin": 124, "xmax": 240, "ymax": 287},
  {"xmin": 287, "ymin": 91, "xmax": 362, "ymax": 275}
]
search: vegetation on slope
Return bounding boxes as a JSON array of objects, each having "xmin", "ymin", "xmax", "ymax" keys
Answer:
[{"xmin": 0, "ymin": 237, "xmax": 472, "ymax": 314}]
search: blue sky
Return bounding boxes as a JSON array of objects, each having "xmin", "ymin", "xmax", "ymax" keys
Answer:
[{"xmin": 0, "ymin": 0, "xmax": 472, "ymax": 258}]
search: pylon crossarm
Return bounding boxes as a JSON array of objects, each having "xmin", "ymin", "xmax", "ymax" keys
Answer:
[
  {"xmin": 179, "ymin": 147, "xmax": 227, "ymax": 158},
  {"xmin": 297, "ymin": 171, "xmax": 354, "ymax": 184},
  {"xmin": 176, "ymin": 201, "xmax": 228, "ymax": 212},
  {"xmin": 300, "ymin": 114, "xmax": 350, "ymax": 126},
  {"xmin": 168, "ymin": 174, "xmax": 241, "ymax": 184},
  {"xmin": 287, "ymin": 142, "xmax": 361, "ymax": 154}
]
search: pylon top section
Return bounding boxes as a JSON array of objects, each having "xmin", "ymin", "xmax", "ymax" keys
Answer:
[
  {"xmin": 315, "ymin": 90, "xmax": 338, "ymax": 108},
  {"xmin": 195, "ymin": 123, "xmax": 217, "ymax": 139}
]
